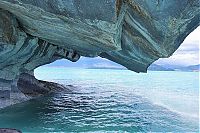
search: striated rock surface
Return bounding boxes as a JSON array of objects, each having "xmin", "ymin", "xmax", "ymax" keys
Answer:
[
  {"xmin": 0, "ymin": 0, "xmax": 199, "ymax": 108},
  {"xmin": 0, "ymin": 128, "xmax": 21, "ymax": 133},
  {"xmin": 0, "ymin": 72, "xmax": 71, "ymax": 108}
]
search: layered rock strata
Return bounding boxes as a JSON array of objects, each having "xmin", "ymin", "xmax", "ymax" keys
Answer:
[{"xmin": 0, "ymin": 0, "xmax": 199, "ymax": 108}]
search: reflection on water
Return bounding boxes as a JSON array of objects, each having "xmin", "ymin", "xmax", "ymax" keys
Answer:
[{"xmin": 0, "ymin": 68, "xmax": 199, "ymax": 132}]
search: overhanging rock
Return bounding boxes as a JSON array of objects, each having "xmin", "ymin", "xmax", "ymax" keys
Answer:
[
  {"xmin": 0, "ymin": 0, "xmax": 199, "ymax": 108},
  {"xmin": 0, "ymin": 0, "xmax": 199, "ymax": 72}
]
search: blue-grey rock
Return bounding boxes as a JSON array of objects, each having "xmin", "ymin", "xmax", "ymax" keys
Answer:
[
  {"xmin": 0, "ymin": 0, "xmax": 199, "ymax": 72},
  {"xmin": 0, "ymin": 128, "xmax": 22, "ymax": 133},
  {"xmin": 0, "ymin": 0, "xmax": 199, "ymax": 108}
]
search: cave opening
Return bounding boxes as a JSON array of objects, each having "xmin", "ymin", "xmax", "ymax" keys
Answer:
[
  {"xmin": 34, "ymin": 26, "xmax": 200, "ymax": 81},
  {"xmin": 0, "ymin": 0, "xmax": 199, "ymax": 131}
]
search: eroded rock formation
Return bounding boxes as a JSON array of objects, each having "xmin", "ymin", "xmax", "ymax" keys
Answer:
[{"xmin": 0, "ymin": 0, "xmax": 199, "ymax": 108}]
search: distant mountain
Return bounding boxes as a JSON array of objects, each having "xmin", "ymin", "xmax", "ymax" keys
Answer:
[
  {"xmin": 176, "ymin": 64, "xmax": 200, "ymax": 71},
  {"xmin": 44, "ymin": 57, "xmax": 125, "ymax": 69},
  {"xmin": 88, "ymin": 64, "xmax": 175, "ymax": 71},
  {"xmin": 43, "ymin": 57, "xmax": 198, "ymax": 72},
  {"xmin": 86, "ymin": 62, "xmax": 175, "ymax": 71},
  {"xmin": 155, "ymin": 64, "xmax": 200, "ymax": 72},
  {"xmin": 147, "ymin": 64, "xmax": 174, "ymax": 71},
  {"xmin": 87, "ymin": 67, "xmax": 126, "ymax": 70},
  {"xmin": 187, "ymin": 64, "xmax": 200, "ymax": 70}
]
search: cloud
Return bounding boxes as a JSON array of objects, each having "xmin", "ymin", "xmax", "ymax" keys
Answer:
[
  {"xmin": 155, "ymin": 26, "xmax": 199, "ymax": 66},
  {"xmin": 183, "ymin": 26, "xmax": 200, "ymax": 44}
]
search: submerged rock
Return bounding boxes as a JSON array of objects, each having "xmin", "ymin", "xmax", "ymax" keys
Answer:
[
  {"xmin": 0, "ymin": 128, "xmax": 21, "ymax": 133},
  {"xmin": 17, "ymin": 73, "xmax": 67, "ymax": 97},
  {"xmin": 0, "ymin": 73, "xmax": 71, "ymax": 108},
  {"xmin": 0, "ymin": 0, "xmax": 199, "ymax": 107}
]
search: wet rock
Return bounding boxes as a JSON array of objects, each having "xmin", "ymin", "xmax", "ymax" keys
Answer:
[
  {"xmin": 0, "ymin": 0, "xmax": 199, "ymax": 107},
  {"xmin": 0, "ymin": 128, "xmax": 21, "ymax": 133},
  {"xmin": 17, "ymin": 73, "xmax": 66, "ymax": 97},
  {"xmin": 0, "ymin": 73, "xmax": 69, "ymax": 109}
]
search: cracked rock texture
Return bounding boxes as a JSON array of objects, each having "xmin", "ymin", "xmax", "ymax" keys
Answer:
[{"xmin": 0, "ymin": 0, "xmax": 199, "ymax": 108}]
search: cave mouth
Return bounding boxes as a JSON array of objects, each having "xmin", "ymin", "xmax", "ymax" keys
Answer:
[
  {"xmin": 0, "ymin": 1, "xmax": 199, "ymax": 131},
  {"xmin": 0, "ymin": 25, "xmax": 199, "ymax": 109},
  {"xmin": 0, "ymin": 0, "xmax": 199, "ymax": 110},
  {"xmin": 34, "ymin": 26, "xmax": 200, "ymax": 81}
]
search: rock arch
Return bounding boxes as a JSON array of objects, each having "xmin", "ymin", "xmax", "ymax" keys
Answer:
[{"xmin": 0, "ymin": 0, "xmax": 199, "ymax": 108}]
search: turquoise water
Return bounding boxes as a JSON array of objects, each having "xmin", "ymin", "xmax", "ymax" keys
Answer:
[{"xmin": 0, "ymin": 68, "xmax": 199, "ymax": 132}]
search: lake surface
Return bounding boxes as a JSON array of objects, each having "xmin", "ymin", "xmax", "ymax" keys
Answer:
[{"xmin": 0, "ymin": 68, "xmax": 199, "ymax": 132}]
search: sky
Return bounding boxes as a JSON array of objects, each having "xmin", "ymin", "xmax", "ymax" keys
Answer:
[
  {"xmin": 155, "ymin": 26, "xmax": 199, "ymax": 66},
  {"xmin": 47, "ymin": 26, "xmax": 199, "ymax": 67}
]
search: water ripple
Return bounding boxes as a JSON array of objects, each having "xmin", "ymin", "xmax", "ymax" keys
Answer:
[{"xmin": 0, "ymin": 81, "xmax": 198, "ymax": 132}]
